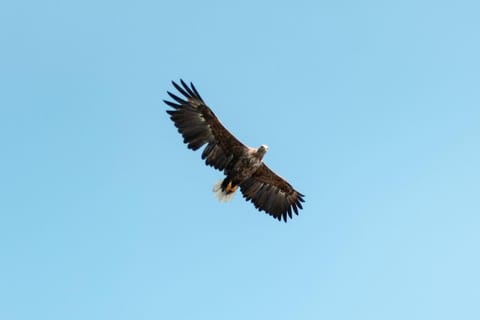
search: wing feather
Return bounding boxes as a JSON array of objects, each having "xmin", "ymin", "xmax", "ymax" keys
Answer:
[
  {"xmin": 180, "ymin": 79, "xmax": 196, "ymax": 97},
  {"xmin": 165, "ymin": 80, "xmax": 246, "ymax": 171},
  {"xmin": 239, "ymin": 164, "xmax": 305, "ymax": 222},
  {"xmin": 167, "ymin": 91, "xmax": 188, "ymax": 105},
  {"xmin": 189, "ymin": 82, "xmax": 203, "ymax": 100}
]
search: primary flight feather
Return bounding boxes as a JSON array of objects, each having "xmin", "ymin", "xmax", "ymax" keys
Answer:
[{"xmin": 165, "ymin": 80, "xmax": 305, "ymax": 222}]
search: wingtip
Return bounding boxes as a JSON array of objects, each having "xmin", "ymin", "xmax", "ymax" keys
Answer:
[
  {"xmin": 180, "ymin": 79, "xmax": 188, "ymax": 89},
  {"xmin": 190, "ymin": 81, "xmax": 202, "ymax": 100},
  {"xmin": 164, "ymin": 100, "xmax": 180, "ymax": 109}
]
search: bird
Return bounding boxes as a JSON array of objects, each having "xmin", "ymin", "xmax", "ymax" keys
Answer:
[{"xmin": 164, "ymin": 80, "xmax": 305, "ymax": 222}]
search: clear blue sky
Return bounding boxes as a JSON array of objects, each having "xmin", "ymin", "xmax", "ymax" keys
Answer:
[{"xmin": 1, "ymin": 1, "xmax": 479, "ymax": 319}]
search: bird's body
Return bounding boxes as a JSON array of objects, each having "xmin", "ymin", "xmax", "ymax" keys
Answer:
[
  {"xmin": 212, "ymin": 145, "xmax": 267, "ymax": 200},
  {"xmin": 165, "ymin": 80, "xmax": 304, "ymax": 222},
  {"xmin": 226, "ymin": 146, "xmax": 267, "ymax": 186}
]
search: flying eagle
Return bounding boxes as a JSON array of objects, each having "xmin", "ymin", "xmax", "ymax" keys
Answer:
[{"xmin": 165, "ymin": 80, "xmax": 305, "ymax": 222}]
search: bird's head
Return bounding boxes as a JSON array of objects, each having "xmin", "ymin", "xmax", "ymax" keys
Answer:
[{"xmin": 257, "ymin": 144, "xmax": 269, "ymax": 158}]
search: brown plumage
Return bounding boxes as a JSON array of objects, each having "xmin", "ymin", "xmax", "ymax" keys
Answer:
[{"xmin": 165, "ymin": 80, "xmax": 305, "ymax": 222}]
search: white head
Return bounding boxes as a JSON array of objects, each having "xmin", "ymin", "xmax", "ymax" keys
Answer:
[{"xmin": 257, "ymin": 144, "xmax": 269, "ymax": 158}]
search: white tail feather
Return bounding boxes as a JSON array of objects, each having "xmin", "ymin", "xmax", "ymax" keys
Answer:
[{"xmin": 212, "ymin": 180, "xmax": 236, "ymax": 202}]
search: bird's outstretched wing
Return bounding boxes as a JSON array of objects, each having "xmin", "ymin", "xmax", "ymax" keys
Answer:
[
  {"xmin": 240, "ymin": 164, "xmax": 305, "ymax": 222},
  {"xmin": 165, "ymin": 80, "xmax": 247, "ymax": 171}
]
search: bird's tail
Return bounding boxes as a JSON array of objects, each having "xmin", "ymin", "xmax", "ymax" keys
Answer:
[{"xmin": 212, "ymin": 178, "xmax": 238, "ymax": 202}]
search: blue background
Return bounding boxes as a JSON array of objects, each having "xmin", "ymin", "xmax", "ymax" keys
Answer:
[{"xmin": 1, "ymin": 1, "xmax": 479, "ymax": 319}]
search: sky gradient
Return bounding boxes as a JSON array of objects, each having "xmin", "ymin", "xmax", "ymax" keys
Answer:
[{"xmin": 1, "ymin": 1, "xmax": 479, "ymax": 319}]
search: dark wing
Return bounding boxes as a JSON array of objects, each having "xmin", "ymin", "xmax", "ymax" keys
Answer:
[
  {"xmin": 240, "ymin": 164, "xmax": 305, "ymax": 222},
  {"xmin": 165, "ymin": 80, "xmax": 246, "ymax": 171}
]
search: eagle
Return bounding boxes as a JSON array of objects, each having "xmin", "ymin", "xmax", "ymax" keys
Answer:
[{"xmin": 165, "ymin": 80, "xmax": 305, "ymax": 222}]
